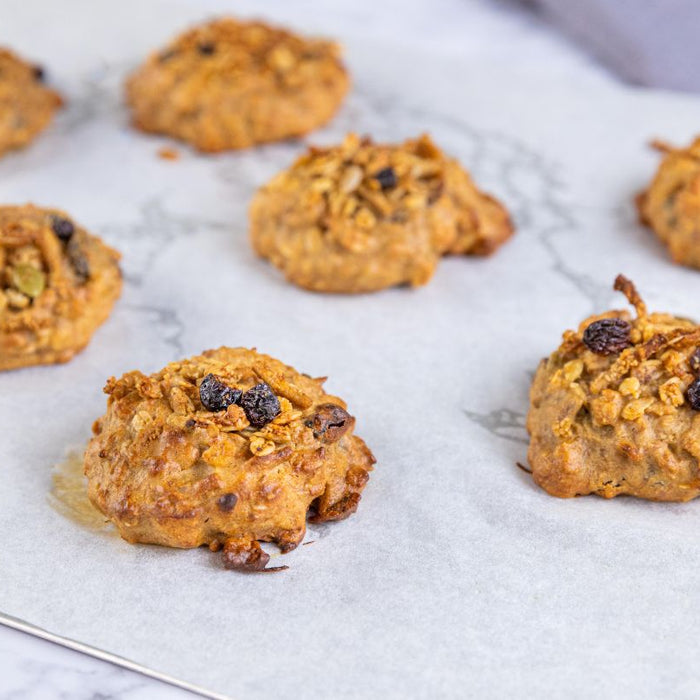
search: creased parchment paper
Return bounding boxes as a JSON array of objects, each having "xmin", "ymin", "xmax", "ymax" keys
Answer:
[{"xmin": 1, "ymin": 1, "xmax": 700, "ymax": 698}]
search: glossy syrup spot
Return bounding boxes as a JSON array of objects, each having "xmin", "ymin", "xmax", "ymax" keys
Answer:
[{"xmin": 49, "ymin": 448, "xmax": 113, "ymax": 534}]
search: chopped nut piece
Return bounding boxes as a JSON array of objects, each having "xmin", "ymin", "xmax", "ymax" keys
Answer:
[
  {"xmin": 659, "ymin": 378, "xmax": 685, "ymax": 407},
  {"xmin": 621, "ymin": 397, "xmax": 655, "ymax": 421},
  {"xmin": 619, "ymin": 376, "xmax": 641, "ymax": 398},
  {"xmin": 5, "ymin": 288, "xmax": 29, "ymax": 309},
  {"xmin": 339, "ymin": 165, "xmax": 363, "ymax": 193}
]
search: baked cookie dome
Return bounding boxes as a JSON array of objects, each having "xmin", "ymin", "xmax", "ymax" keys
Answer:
[
  {"xmin": 84, "ymin": 347, "xmax": 375, "ymax": 571},
  {"xmin": 126, "ymin": 17, "xmax": 349, "ymax": 152},
  {"xmin": 637, "ymin": 138, "xmax": 700, "ymax": 269},
  {"xmin": 0, "ymin": 47, "xmax": 63, "ymax": 157},
  {"xmin": 0, "ymin": 205, "xmax": 122, "ymax": 371},
  {"xmin": 528, "ymin": 275, "xmax": 700, "ymax": 501},
  {"xmin": 249, "ymin": 133, "xmax": 513, "ymax": 293}
]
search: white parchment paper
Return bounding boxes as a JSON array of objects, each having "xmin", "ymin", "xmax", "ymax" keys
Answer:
[{"xmin": 2, "ymin": 1, "xmax": 700, "ymax": 698}]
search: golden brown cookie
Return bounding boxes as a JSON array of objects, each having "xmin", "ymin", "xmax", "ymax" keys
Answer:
[
  {"xmin": 0, "ymin": 48, "xmax": 63, "ymax": 157},
  {"xmin": 84, "ymin": 347, "xmax": 375, "ymax": 571},
  {"xmin": 637, "ymin": 138, "xmax": 700, "ymax": 269},
  {"xmin": 0, "ymin": 205, "xmax": 122, "ymax": 371},
  {"xmin": 249, "ymin": 133, "xmax": 514, "ymax": 293},
  {"xmin": 527, "ymin": 274, "xmax": 700, "ymax": 501},
  {"xmin": 126, "ymin": 17, "xmax": 349, "ymax": 152}
]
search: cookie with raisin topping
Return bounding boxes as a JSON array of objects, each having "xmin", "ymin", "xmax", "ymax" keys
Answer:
[
  {"xmin": 0, "ymin": 205, "xmax": 122, "ymax": 371},
  {"xmin": 527, "ymin": 274, "xmax": 700, "ymax": 501},
  {"xmin": 249, "ymin": 133, "xmax": 514, "ymax": 293},
  {"xmin": 637, "ymin": 137, "xmax": 700, "ymax": 270},
  {"xmin": 126, "ymin": 17, "xmax": 349, "ymax": 152},
  {"xmin": 84, "ymin": 347, "xmax": 375, "ymax": 572},
  {"xmin": 0, "ymin": 47, "xmax": 63, "ymax": 157}
]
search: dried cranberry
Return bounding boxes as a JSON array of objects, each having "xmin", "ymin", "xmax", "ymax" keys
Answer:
[
  {"xmin": 198, "ymin": 42, "xmax": 216, "ymax": 55},
  {"xmin": 374, "ymin": 167, "xmax": 397, "ymax": 190},
  {"xmin": 241, "ymin": 383, "xmax": 280, "ymax": 429},
  {"xmin": 199, "ymin": 374, "xmax": 242, "ymax": 412},
  {"xmin": 687, "ymin": 379, "xmax": 700, "ymax": 410},
  {"xmin": 582, "ymin": 318, "xmax": 632, "ymax": 355},
  {"xmin": 51, "ymin": 216, "xmax": 75, "ymax": 242}
]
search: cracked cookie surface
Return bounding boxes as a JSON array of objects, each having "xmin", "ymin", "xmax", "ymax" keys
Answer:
[
  {"xmin": 0, "ymin": 47, "xmax": 63, "ymax": 157},
  {"xmin": 126, "ymin": 17, "xmax": 349, "ymax": 152},
  {"xmin": 250, "ymin": 133, "xmax": 513, "ymax": 293},
  {"xmin": 84, "ymin": 347, "xmax": 375, "ymax": 571},
  {"xmin": 527, "ymin": 275, "xmax": 700, "ymax": 501},
  {"xmin": 0, "ymin": 204, "xmax": 122, "ymax": 371},
  {"xmin": 638, "ymin": 138, "xmax": 700, "ymax": 269}
]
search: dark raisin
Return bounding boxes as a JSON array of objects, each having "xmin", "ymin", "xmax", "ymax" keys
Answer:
[
  {"xmin": 66, "ymin": 238, "xmax": 90, "ymax": 281},
  {"xmin": 217, "ymin": 493, "xmax": 238, "ymax": 513},
  {"xmin": 198, "ymin": 42, "xmax": 216, "ymax": 56},
  {"xmin": 33, "ymin": 65, "xmax": 45, "ymax": 82},
  {"xmin": 241, "ymin": 383, "xmax": 280, "ymax": 429},
  {"xmin": 687, "ymin": 379, "xmax": 700, "ymax": 410},
  {"xmin": 199, "ymin": 374, "xmax": 242, "ymax": 412},
  {"xmin": 690, "ymin": 348, "xmax": 700, "ymax": 375},
  {"xmin": 374, "ymin": 166, "xmax": 397, "ymax": 190},
  {"xmin": 51, "ymin": 216, "xmax": 75, "ymax": 242},
  {"xmin": 582, "ymin": 318, "xmax": 632, "ymax": 355},
  {"xmin": 308, "ymin": 403, "xmax": 353, "ymax": 443}
]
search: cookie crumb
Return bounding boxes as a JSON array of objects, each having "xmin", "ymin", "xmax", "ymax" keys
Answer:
[{"xmin": 157, "ymin": 146, "xmax": 180, "ymax": 161}]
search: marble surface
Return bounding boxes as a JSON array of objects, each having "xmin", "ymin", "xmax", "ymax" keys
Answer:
[{"xmin": 4, "ymin": 1, "xmax": 697, "ymax": 699}]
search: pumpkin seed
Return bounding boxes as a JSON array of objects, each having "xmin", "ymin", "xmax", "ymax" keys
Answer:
[{"xmin": 11, "ymin": 264, "xmax": 45, "ymax": 298}]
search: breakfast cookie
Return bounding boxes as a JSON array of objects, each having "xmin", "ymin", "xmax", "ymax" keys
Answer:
[
  {"xmin": 0, "ymin": 205, "xmax": 122, "ymax": 371},
  {"xmin": 637, "ymin": 138, "xmax": 700, "ymax": 269},
  {"xmin": 84, "ymin": 347, "xmax": 375, "ymax": 571},
  {"xmin": 126, "ymin": 17, "xmax": 349, "ymax": 152},
  {"xmin": 527, "ymin": 274, "xmax": 700, "ymax": 501},
  {"xmin": 250, "ymin": 133, "xmax": 513, "ymax": 293},
  {"xmin": 0, "ymin": 48, "xmax": 63, "ymax": 157}
]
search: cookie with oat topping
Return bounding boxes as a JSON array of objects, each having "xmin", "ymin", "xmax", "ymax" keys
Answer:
[
  {"xmin": 637, "ymin": 138, "xmax": 700, "ymax": 270},
  {"xmin": 249, "ymin": 133, "xmax": 514, "ymax": 293},
  {"xmin": 0, "ymin": 47, "xmax": 63, "ymax": 157},
  {"xmin": 527, "ymin": 274, "xmax": 700, "ymax": 501},
  {"xmin": 0, "ymin": 204, "xmax": 122, "ymax": 371},
  {"xmin": 126, "ymin": 17, "xmax": 349, "ymax": 152},
  {"xmin": 84, "ymin": 347, "xmax": 375, "ymax": 572}
]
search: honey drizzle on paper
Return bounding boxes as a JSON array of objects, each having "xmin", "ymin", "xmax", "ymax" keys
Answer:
[{"xmin": 49, "ymin": 448, "xmax": 113, "ymax": 534}]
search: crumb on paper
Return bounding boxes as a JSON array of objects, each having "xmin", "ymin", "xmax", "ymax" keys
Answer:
[{"xmin": 157, "ymin": 146, "xmax": 180, "ymax": 161}]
